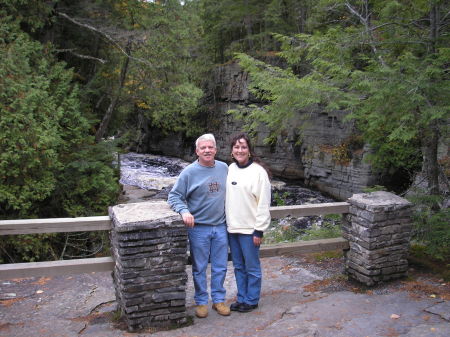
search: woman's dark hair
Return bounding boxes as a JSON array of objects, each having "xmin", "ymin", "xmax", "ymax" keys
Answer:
[{"xmin": 229, "ymin": 133, "xmax": 272, "ymax": 179}]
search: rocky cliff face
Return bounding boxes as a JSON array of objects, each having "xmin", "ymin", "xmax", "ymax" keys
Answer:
[{"xmin": 139, "ymin": 61, "xmax": 381, "ymax": 200}]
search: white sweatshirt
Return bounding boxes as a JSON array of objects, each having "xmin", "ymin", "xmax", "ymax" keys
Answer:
[{"xmin": 226, "ymin": 161, "xmax": 272, "ymax": 235}]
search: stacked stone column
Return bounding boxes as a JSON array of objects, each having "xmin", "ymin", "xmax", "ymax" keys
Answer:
[
  {"xmin": 109, "ymin": 201, "xmax": 188, "ymax": 331},
  {"xmin": 343, "ymin": 191, "xmax": 413, "ymax": 286}
]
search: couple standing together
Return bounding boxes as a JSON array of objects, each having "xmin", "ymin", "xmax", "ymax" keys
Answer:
[{"xmin": 167, "ymin": 132, "xmax": 271, "ymax": 318}]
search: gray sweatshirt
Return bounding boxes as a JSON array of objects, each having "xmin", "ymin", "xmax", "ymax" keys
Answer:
[{"xmin": 168, "ymin": 160, "xmax": 228, "ymax": 225}]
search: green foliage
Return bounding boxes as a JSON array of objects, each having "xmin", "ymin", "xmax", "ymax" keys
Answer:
[
  {"xmin": 0, "ymin": 12, "xmax": 119, "ymax": 262},
  {"xmin": 0, "ymin": 18, "xmax": 73, "ymax": 216},
  {"xmin": 51, "ymin": 142, "xmax": 120, "ymax": 217},
  {"xmin": 264, "ymin": 214, "xmax": 343, "ymax": 244},
  {"xmin": 300, "ymin": 222, "xmax": 342, "ymax": 241},
  {"xmin": 312, "ymin": 250, "xmax": 343, "ymax": 261},
  {"xmin": 0, "ymin": 0, "xmax": 54, "ymax": 32},
  {"xmin": 347, "ymin": 50, "xmax": 447, "ymax": 171},
  {"xmin": 76, "ymin": 0, "xmax": 206, "ymax": 139},
  {"xmin": 0, "ymin": 17, "xmax": 119, "ymax": 219},
  {"xmin": 140, "ymin": 82, "xmax": 204, "ymax": 137},
  {"xmin": 0, "ymin": 234, "xmax": 59, "ymax": 263},
  {"xmin": 273, "ymin": 191, "xmax": 290, "ymax": 206},
  {"xmin": 264, "ymin": 220, "xmax": 301, "ymax": 244},
  {"xmin": 409, "ymin": 243, "xmax": 450, "ymax": 281},
  {"xmin": 363, "ymin": 185, "xmax": 387, "ymax": 193},
  {"xmin": 409, "ymin": 193, "xmax": 450, "ymax": 261},
  {"xmin": 231, "ymin": 52, "xmax": 331, "ymax": 144},
  {"xmin": 323, "ymin": 213, "xmax": 342, "ymax": 221},
  {"xmin": 231, "ymin": 0, "xmax": 449, "ymax": 179},
  {"xmin": 200, "ymin": 0, "xmax": 314, "ymax": 62},
  {"xmin": 0, "ymin": 231, "xmax": 110, "ymax": 263}
]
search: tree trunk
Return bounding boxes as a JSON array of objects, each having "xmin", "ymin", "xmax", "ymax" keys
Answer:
[
  {"xmin": 429, "ymin": 1, "xmax": 438, "ymax": 53},
  {"xmin": 422, "ymin": 123, "xmax": 440, "ymax": 195},
  {"xmin": 421, "ymin": 2, "xmax": 441, "ymax": 196},
  {"xmin": 244, "ymin": 0, "xmax": 254, "ymax": 50},
  {"xmin": 95, "ymin": 40, "xmax": 132, "ymax": 142}
]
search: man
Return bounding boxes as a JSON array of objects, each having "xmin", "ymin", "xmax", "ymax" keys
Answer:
[{"xmin": 168, "ymin": 133, "xmax": 230, "ymax": 318}]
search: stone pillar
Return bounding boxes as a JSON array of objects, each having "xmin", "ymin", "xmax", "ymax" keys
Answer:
[
  {"xmin": 109, "ymin": 201, "xmax": 188, "ymax": 332},
  {"xmin": 343, "ymin": 191, "xmax": 413, "ymax": 286}
]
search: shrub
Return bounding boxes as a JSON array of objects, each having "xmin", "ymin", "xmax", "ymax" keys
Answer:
[{"xmin": 409, "ymin": 194, "xmax": 450, "ymax": 261}]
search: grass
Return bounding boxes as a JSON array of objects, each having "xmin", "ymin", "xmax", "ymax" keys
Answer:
[
  {"xmin": 311, "ymin": 250, "xmax": 343, "ymax": 261},
  {"xmin": 409, "ymin": 243, "xmax": 450, "ymax": 281}
]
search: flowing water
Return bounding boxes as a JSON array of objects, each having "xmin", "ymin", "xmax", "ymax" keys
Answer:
[{"xmin": 119, "ymin": 152, "xmax": 189, "ymax": 191}]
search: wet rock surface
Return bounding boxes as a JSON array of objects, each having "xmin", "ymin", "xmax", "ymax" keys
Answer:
[
  {"xmin": 119, "ymin": 153, "xmax": 188, "ymax": 192},
  {"xmin": 272, "ymin": 183, "xmax": 335, "ymax": 206},
  {"xmin": 1, "ymin": 254, "xmax": 448, "ymax": 337}
]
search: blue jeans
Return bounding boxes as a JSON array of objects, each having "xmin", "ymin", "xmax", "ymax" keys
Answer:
[
  {"xmin": 188, "ymin": 224, "xmax": 228, "ymax": 305},
  {"xmin": 228, "ymin": 233, "xmax": 261, "ymax": 305}
]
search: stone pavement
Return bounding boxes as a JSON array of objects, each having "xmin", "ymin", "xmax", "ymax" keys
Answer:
[{"xmin": 1, "ymin": 253, "xmax": 449, "ymax": 337}]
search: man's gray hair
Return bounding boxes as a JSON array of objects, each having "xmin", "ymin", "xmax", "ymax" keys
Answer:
[{"xmin": 195, "ymin": 133, "xmax": 216, "ymax": 148}]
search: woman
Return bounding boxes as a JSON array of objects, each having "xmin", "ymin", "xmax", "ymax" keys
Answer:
[{"xmin": 225, "ymin": 133, "xmax": 272, "ymax": 313}]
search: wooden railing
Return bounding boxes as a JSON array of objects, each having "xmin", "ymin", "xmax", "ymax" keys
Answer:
[
  {"xmin": 0, "ymin": 202, "xmax": 350, "ymax": 279},
  {"xmin": 0, "ymin": 216, "xmax": 114, "ymax": 279},
  {"xmin": 0, "ymin": 216, "xmax": 111, "ymax": 235},
  {"xmin": 269, "ymin": 202, "xmax": 349, "ymax": 219}
]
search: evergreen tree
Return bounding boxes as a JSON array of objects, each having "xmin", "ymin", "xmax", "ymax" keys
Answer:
[
  {"xmin": 232, "ymin": 0, "xmax": 449, "ymax": 195},
  {"xmin": 200, "ymin": 0, "xmax": 314, "ymax": 62},
  {"xmin": 0, "ymin": 7, "xmax": 120, "ymax": 263},
  {"xmin": 0, "ymin": 14, "xmax": 119, "ymax": 219}
]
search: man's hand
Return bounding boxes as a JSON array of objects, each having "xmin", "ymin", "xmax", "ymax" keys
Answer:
[
  {"xmin": 181, "ymin": 212, "xmax": 195, "ymax": 228},
  {"xmin": 253, "ymin": 236, "xmax": 262, "ymax": 246}
]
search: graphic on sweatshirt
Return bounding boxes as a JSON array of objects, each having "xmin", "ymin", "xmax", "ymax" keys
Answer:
[{"xmin": 206, "ymin": 176, "xmax": 222, "ymax": 196}]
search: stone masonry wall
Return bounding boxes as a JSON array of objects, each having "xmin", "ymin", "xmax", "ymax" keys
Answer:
[
  {"xmin": 342, "ymin": 191, "xmax": 413, "ymax": 286},
  {"xmin": 109, "ymin": 201, "xmax": 188, "ymax": 332}
]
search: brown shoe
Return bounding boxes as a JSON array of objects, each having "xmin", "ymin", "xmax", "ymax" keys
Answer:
[
  {"xmin": 195, "ymin": 305, "xmax": 208, "ymax": 318},
  {"xmin": 212, "ymin": 302, "xmax": 231, "ymax": 316}
]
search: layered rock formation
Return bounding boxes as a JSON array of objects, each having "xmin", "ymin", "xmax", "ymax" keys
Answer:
[{"xmin": 138, "ymin": 61, "xmax": 382, "ymax": 200}]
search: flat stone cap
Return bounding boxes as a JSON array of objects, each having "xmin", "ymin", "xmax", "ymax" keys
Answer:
[
  {"xmin": 109, "ymin": 201, "xmax": 183, "ymax": 232},
  {"xmin": 348, "ymin": 191, "xmax": 412, "ymax": 212}
]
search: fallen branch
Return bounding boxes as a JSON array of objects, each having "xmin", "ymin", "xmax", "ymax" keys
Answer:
[
  {"xmin": 55, "ymin": 48, "xmax": 107, "ymax": 64},
  {"xmin": 56, "ymin": 11, "xmax": 152, "ymax": 67}
]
